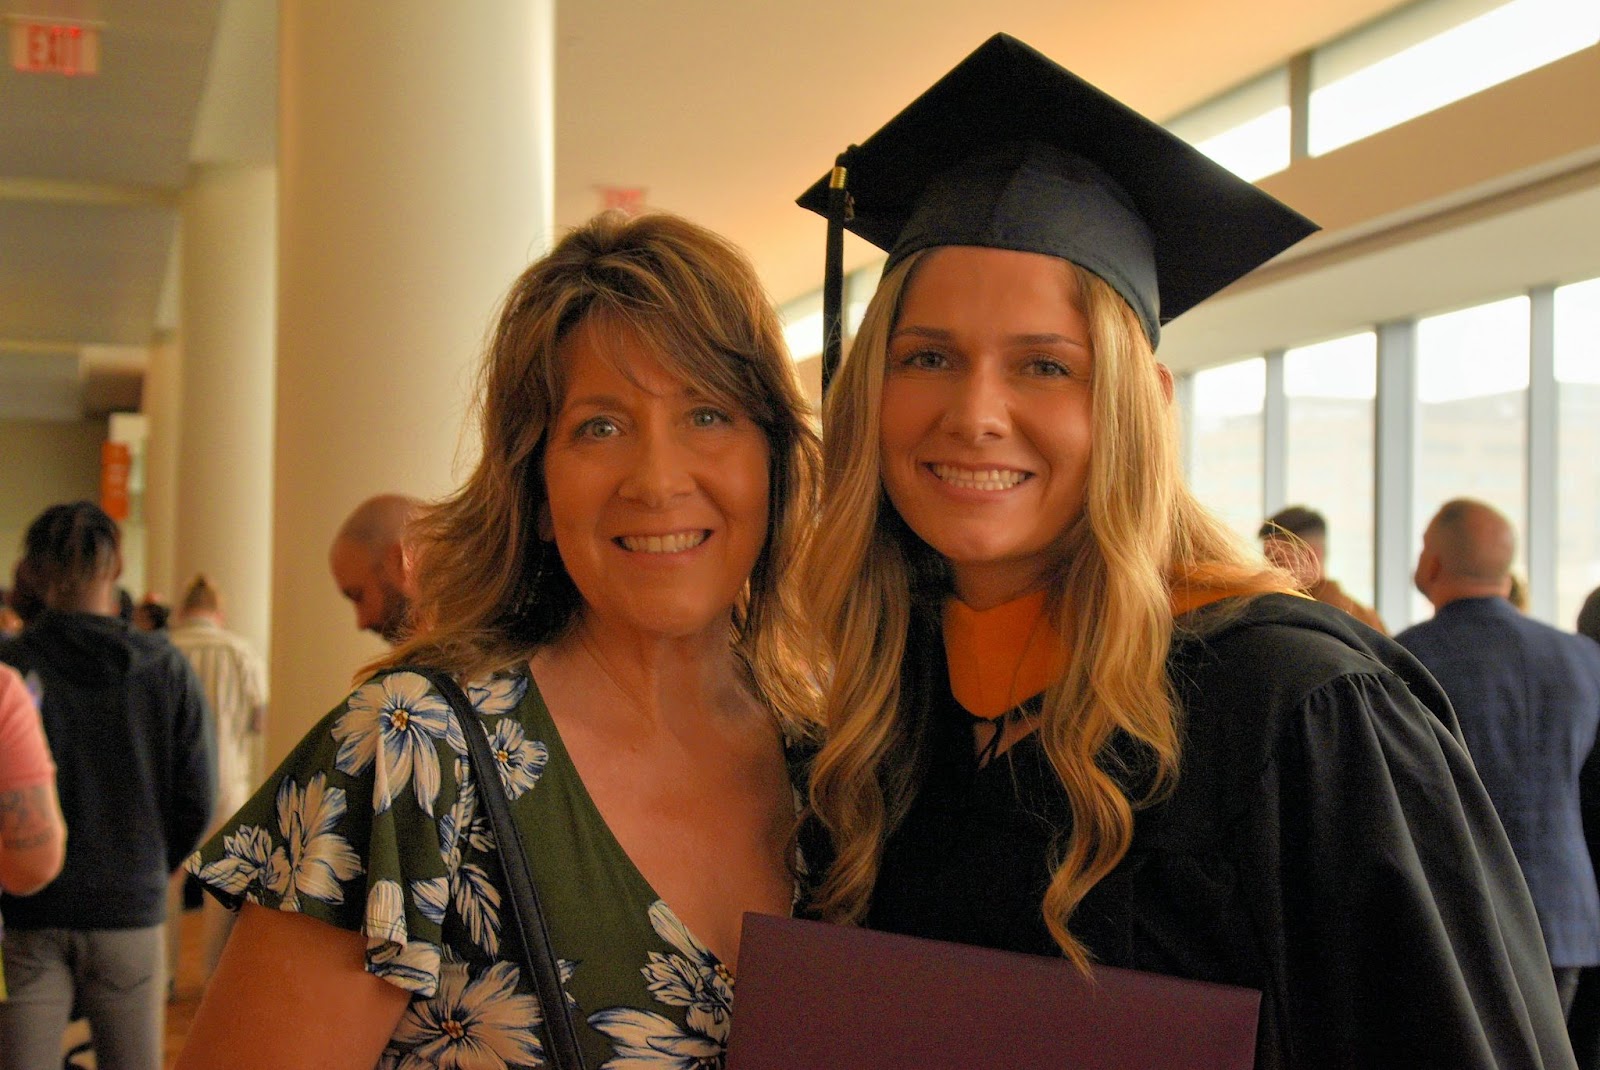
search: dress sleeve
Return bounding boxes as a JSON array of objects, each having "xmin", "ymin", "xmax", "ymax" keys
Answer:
[
  {"xmin": 1261, "ymin": 670, "xmax": 1575, "ymax": 1069},
  {"xmin": 183, "ymin": 669, "xmax": 474, "ymax": 998}
]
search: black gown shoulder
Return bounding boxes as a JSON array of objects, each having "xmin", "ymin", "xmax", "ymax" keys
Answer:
[{"xmin": 870, "ymin": 593, "xmax": 1574, "ymax": 1070}]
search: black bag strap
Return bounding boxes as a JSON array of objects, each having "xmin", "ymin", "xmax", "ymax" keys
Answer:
[{"xmin": 392, "ymin": 666, "xmax": 588, "ymax": 1070}]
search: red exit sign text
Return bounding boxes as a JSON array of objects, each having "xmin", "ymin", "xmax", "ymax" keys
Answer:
[{"xmin": 9, "ymin": 19, "xmax": 100, "ymax": 75}]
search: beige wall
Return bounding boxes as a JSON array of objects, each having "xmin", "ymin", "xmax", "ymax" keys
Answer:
[{"xmin": 0, "ymin": 417, "xmax": 106, "ymax": 582}]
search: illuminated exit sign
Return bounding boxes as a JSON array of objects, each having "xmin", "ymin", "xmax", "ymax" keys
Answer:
[{"xmin": 9, "ymin": 18, "xmax": 100, "ymax": 75}]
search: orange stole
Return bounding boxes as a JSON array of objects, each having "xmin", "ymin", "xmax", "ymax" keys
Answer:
[{"xmin": 943, "ymin": 575, "xmax": 1259, "ymax": 720}]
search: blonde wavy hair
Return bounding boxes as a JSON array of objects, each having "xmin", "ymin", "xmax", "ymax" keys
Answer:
[
  {"xmin": 381, "ymin": 211, "xmax": 822, "ymax": 737},
  {"xmin": 805, "ymin": 250, "xmax": 1286, "ymax": 968}
]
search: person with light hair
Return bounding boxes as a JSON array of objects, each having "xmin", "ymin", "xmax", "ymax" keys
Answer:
[
  {"xmin": 167, "ymin": 573, "xmax": 268, "ymax": 983},
  {"xmin": 178, "ymin": 211, "xmax": 821, "ymax": 1069},
  {"xmin": 328, "ymin": 493, "xmax": 421, "ymax": 645},
  {"xmin": 797, "ymin": 33, "xmax": 1571, "ymax": 1069}
]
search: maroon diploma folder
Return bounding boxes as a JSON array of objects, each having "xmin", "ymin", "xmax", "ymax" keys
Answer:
[{"xmin": 725, "ymin": 914, "xmax": 1261, "ymax": 1069}]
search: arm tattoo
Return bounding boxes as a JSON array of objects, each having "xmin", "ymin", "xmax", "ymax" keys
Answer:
[{"xmin": 0, "ymin": 785, "xmax": 58, "ymax": 850}]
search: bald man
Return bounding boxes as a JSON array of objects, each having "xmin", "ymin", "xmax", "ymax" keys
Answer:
[
  {"xmin": 1398, "ymin": 498, "xmax": 1600, "ymax": 1022},
  {"xmin": 328, "ymin": 494, "xmax": 420, "ymax": 645}
]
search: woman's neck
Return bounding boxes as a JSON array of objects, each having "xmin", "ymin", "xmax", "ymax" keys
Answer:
[{"xmin": 533, "ymin": 615, "xmax": 752, "ymax": 730}]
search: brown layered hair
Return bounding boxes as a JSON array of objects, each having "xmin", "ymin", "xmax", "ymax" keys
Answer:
[
  {"xmin": 804, "ymin": 252, "xmax": 1287, "ymax": 968},
  {"xmin": 382, "ymin": 211, "xmax": 822, "ymax": 736}
]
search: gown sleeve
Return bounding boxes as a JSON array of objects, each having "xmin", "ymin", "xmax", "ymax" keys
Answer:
[
  {"xmin": 1259, "ymin": 669, "xmax": 1576, "ymax": 1069},
  {"xmin": 182, "ymin": 668, "xmax": 492, "ymax": 998}
]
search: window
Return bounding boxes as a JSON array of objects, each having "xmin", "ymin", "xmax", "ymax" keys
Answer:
[
  {"xmin": 1309, "ymin": 0, "xmax": 1600, "ymax": 156},
  {"xmin": 1189, "ymin": 358, "xmax": 1265, "ymax": 542},
  {"xmin": 1555, "ymin": 277, "xmax": 1600, "ymax": 630},
  {"xmin": 1285, "ymin": 334, "xmax": 1378, "ymax": 605},
  {"xmin": 1412, "ymin": 296, "xmax": 1530, "ymax": 620},
  {"xmin": 1166, "ymin": 70, "xmax": 1290, "ymax": 182}
]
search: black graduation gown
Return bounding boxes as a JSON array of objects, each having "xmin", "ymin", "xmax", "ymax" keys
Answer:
[{"xmin": 868, "ymin": 593, "xmax": 1575, "ymax": 1069}]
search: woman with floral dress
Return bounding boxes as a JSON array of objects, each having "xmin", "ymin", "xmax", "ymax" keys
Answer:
[{"xmin": 177, "ymin": 211, "xmax": 821, "ymax": 1070}]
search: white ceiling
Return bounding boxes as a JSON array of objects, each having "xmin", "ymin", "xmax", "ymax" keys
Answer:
[{"xmin": 0, "ymin": 0, "xmax": 1523, "ymax": 422}]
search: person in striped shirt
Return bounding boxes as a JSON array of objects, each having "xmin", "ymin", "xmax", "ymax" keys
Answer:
[{"xmin": 169, "ymin": 574, "xmax": 267, "ymax": 981}]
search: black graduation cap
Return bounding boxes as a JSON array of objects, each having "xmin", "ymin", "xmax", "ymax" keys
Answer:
[{"xmin": 798, "ymin": 33, "xmax": 1319, "ymax": 385}]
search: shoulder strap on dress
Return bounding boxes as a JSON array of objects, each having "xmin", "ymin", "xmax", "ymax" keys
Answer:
[{"xmin": 391, "ymin": 665, "xmax": 588, "ymax": 1070}]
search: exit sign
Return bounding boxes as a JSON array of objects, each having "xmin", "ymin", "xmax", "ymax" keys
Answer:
[{"xmin": 9, "ymin": 18, "xmax": 100, "ymax": 75}]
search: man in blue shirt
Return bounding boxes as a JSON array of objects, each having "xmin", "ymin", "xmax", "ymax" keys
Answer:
[{"xmin": 1399, "ymin": 498, "xmax": 1600, "ymax": 1022}]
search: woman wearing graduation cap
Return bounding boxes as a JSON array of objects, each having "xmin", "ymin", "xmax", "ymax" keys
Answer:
[{"xmin": 800, "ymin": 33, "xmax": 1574, "ymax": 1069}]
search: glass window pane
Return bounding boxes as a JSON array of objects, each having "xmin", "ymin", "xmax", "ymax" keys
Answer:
[
  {"xmin": 1309, "ymin": 0, "xmax": 1600, "ymax": 156},
  {"xmin": 1189, "ymin": 358, "xmax": 1265, "ymax": 543},
  {"xmin": 1555, "ymin": 277, "xmax": 1600, "ymax": 630},
  {"xmin": 1167, "ymin": 70, "xmax": 1290, "ymax": 182},
  {"xmin": 1413, "ymin": 296, "xmax": 1530, "ymax": 621},
  {"xmin": 1284, "ymin": 333, "xmax": 1378, "ymax": 606}
]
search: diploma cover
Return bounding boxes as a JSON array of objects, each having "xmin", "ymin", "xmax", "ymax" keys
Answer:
[{"xmin": 725, "ymin": 914, "xmax": 1261, "ymax": 1069}]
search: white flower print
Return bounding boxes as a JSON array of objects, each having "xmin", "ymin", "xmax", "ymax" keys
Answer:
[
  {"xmin": 483, "ymin": 717, "xmax": 548, "ymax": 802},
  {"xmin": 369, "ymin": 937, "xmax": 445, "ymax": 997},
  {"xmin": 386, "ymin": 958, "xmax": 544, "ymax": 1070},
  {"xmin": 333, "ymin": 672, "xmax": 466, "ymax": 816},
  {"xmin": 468, "ymin": 675, "xmax": 528, "ymax": 720},
  {"xmin": 413, "ymin": 876, "xmax": 450, "ymax": 926},
  {"xmin": 437, "ymin": 755, "xmax": 502, "ymax": 956},
  {"xmin": 186, "ymin": 825, "xmax": 285, "ymax": 903},
  {"xmin": 449, "ymin": 755, "xmax": 496, "ymax": 857},
  {"xmin": 589, "ymin": 901, "xmax": 733, "ymax": 1069},
  {"xmin": 367, "ymin": 880, "xmax": 407, "ymax": 944},
  {"xmin": 453, "ymin": 862, "xmax": 503, "ymax": 957},
  {"xmin": 270, "ymin": 773, "xmax": 363, "ymax": 910},
  {"xmin": 588, "ymin": 1007, "xmax": 725, "ymax": 1070},
  {"xmin": 641, "ymin": 902, "xmax": 733, "ymax": 1024}
]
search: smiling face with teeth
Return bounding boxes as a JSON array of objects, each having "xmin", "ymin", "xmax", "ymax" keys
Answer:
[
  {"xmin": 542, "ymin": 316, "xmax": 772, "ymax": 645},
  {"xmin": 879, "ymin": 246, "xmax": 1094, "ymax": 609}
]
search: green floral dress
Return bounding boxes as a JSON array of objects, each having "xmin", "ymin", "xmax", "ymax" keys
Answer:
[{"xmin": 187, "ymin": 668, "xmax": 780, "ymax": 1069}]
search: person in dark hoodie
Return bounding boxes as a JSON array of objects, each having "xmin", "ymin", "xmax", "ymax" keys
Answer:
[{"xmin": 0, "ymin": 501, "xmax": 212, "ymax": 1070}]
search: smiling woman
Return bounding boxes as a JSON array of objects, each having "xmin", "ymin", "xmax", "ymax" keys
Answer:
[
  {"xmin": 542, "ymin": 317, "xmax": 772, "ymax": 647},
  {"xmin": 878, "ymin": 248, "xmax": 1095, "ymax": 610},
  {"xmin": 798, "ymin": 32, "xmax": 1574, "ymax": 1070},
  {"xmin": 175, "ymin": 212, "xmax": 821, "ymax": 1070}
]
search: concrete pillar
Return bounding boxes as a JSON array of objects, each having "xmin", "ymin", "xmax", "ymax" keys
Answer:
[
  {"xmin": 272, "ymin": 1, "xmax": 553, "ymax": 763},
  {"xmin": 141, "ymin": 332, "xmax": 181, "ymax": 602},
  {"xmin": 174, "ymin": 164, "xmax": 276, "ymax": 656}
]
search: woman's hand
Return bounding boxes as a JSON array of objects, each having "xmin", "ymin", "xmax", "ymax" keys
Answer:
[{"xmin": 174, "ymin": 902, "xmax": 412, "ymax": 1070}]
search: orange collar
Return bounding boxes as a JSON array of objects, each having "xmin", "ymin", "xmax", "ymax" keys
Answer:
[
  {"xmin": 943, "ymin": 592, "xmax": 1067, "ymax": 721},
  {"xmin": 944, "ymin": 572, "xmax": 1251, "ymax": 719}
]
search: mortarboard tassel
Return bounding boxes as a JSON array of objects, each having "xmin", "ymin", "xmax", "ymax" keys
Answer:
[{"xmin": 821, "ymin": 147, "xmax": 855, "ymax": 395}]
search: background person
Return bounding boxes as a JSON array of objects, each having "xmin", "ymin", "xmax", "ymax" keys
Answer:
[
  {"xmin": 1398, "ymin": 499, "xmax": 1600, "ymax": 1021},
  {"xmin": 0, "ymin": 501, "xmax": 213, "ymax": 1070},
  {"xmin": 1581, "ymin": 587, "xmax": 1600, "ymax": 646},
  {"xmin": 1578, "ymin": 590, "xmax": 1600, "ymax": 1068},
  {"xmin": 799, "ymin": 34, "xmax": 1572, "ymax": 1069},
  {"xmin": 177, "ymin": 211, "xmax": 821, "ymax": 1070},
  {"xmin": 167, "ymin": 573, "xmax": 268, "ymax": 985},
  {"xmin": 328, "ymin": 493, "xmax": 420, "ymax": 645},
  {"xmin": 131, "ymin": 595, "xmax": 170, "ymax": 633},
  {"xmin": 1258, "ymin": 504, "xmax": 1385, "ymax": 632},
  {"xmin": 0, "ymin": 662, "xmax": 67, "ymax": 999}
]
